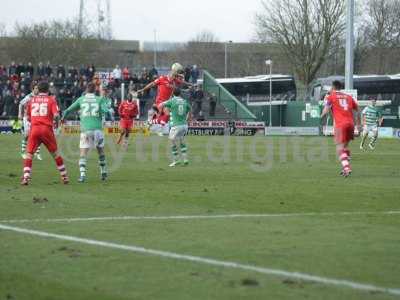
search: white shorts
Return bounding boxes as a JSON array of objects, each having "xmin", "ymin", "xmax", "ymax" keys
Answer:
[
  {"xmin": 363, "ymin": 125, "xmax": 378, "ymax": 135},
  {"xmin": 169, "ymin": 125, "xmax": 188, "ymax": 141},
  {"xmin": 23, "ymin": 117, "xmax": 31, "ymax": 137},
  {"xmin": 150, "ymin": 124, "xmax": 170, "ymax": 135},
  {"xmin": 80, "ymin": 130, "xmax": 105, "ymax": 149}
]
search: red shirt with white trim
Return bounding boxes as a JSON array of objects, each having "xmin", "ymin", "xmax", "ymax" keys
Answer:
[
  {"xmin": 118, "ymin": 100, "xmax": 138, "ymax": 120},
  {"xmin": 325, "ymin": 91, "xmax": 358, "ymax": 127},
  {"xmin": 26, "ymin": 93, "xmax": 59, "ymax": 127},
  {"xmin": 154, "ymin": 75, "xmax": 183, "ymax": 104}
]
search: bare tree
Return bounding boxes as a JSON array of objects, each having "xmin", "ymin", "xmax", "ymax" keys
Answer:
[
  {"xmin": 0, "ymin": 23, "xmax": 6, "ymax": 37},
  {"xmin": 255, "ymin": 0, "xmax": 346, "ymax": 86},
  {"xmin": 184, "ymin": 30, "xmax": 224, "ymax": 76},
  {"xmin": 360, "ymin": 0, "xmax": 400, "ymax": 73},
  {"xmin": 7, "ymin": 19, "xmax": 100, "ymax": 66}
]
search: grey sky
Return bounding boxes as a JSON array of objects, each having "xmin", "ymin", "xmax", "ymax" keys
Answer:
[{"xmin": 1, "ymin": 0, "xmax": 263, "ymax": 42}]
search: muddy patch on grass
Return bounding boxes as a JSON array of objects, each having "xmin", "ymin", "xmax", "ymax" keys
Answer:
[
  {"xmin": 53, "ymin": 246, "xmax": 82, "ymax": 258},
  {"xmin": 32, "ymin": 197, "xmax": 48, "ymax": 204},
  {"xmin": 241, "ymin": 278, "xmax": 259, "ymax": 287}
]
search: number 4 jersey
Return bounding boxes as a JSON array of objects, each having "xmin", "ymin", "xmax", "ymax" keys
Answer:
[
  {"xmin": 325, "ymin": 91, "xmax": 358, "ymax": 127},
  {"xmin": 63, "ymin": 93, "xmax": 110, "ymax": 132},
  {"xmin": 27, "ymin": 93, "xmax": 59, "ymax": 127}
]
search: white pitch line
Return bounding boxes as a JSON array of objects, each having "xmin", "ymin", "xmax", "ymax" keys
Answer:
[
  {"xmin": 0, "ymin": 224, "xmax": 399, "ymax": 297},
  {"xmin": 1, "ymin": 211, "xmax": 400, "ymax": 224}
]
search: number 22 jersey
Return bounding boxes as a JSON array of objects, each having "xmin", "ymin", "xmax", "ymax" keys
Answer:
[
  {"xmin": 63, "ymin": 93, "xmax": 109, "ymax": 132},
  {"xmin": 26, "ymin": 93, "xmax": 59, "ymax": 127},
  {"xmin": 325, "ymin": 91, "xmax": 358, "ymax": 127}
]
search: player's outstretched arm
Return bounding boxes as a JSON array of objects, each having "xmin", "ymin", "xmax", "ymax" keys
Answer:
[
  {"xmin": 138, "ymin": 81, "xmax": 156, "ymax": 95},
  {"xmin": 62, "ymin": 98, "xmax": 81, "ymax": 120}
]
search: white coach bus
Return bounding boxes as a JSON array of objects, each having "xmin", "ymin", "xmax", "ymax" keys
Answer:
[{"xmin": 309, "ymin": 74, "xmax": 400, "ymax": 104}]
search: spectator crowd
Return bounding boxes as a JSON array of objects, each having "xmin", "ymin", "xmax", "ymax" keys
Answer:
[{"xmin": 0, "ymin": 62, "xmax": 214, "ymax": 121}]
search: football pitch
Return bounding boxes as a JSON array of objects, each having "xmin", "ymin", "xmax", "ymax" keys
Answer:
[{"xmin": 0, "ymin": 134, "xmax": 399, "ymax": 300}]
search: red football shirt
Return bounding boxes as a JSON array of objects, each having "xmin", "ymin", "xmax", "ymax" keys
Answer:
[
  {"xmin": 118, "ymin": 100, "xmax": 138, "ymax": 120},
  {"xmin": 27, "ymin": 93, "xmax": 59, "ymax": 127},
  {"xmin": 157, "ymin": 113, "xmax": 170, "ymax": 125},
  {"xmin": 325, "ymin": 91, "xmax": 358, "ymax": 127},
  {"xmin": 154, "ymin": 76, "xmax": 183, "ymax": 104}
]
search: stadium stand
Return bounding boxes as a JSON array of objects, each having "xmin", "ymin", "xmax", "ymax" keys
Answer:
[{"xmin": 0, "ymin": 62, "xmax": 230, "ymax": 120}]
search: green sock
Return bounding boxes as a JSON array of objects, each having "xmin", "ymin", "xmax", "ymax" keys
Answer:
[
  {"xmin": 99, "ymin": 155, "xmax": 107, "ymax": 175},
  {"xmin": 180, "ymin": 143, "xmax": 188, "ymax": 161},
  {"xmin": 171, "ymin": 145, "xmax": 179, "ymax": 162},
  {"xmin": 21, "ymin": 139, "xmax": 27, "ymax": 153},
  {"xmin": 360, "ymin": 134, "xmax": 367, "ymax": 148},
  {"xmin": 79, "ymin": 157, "xmax": 87, "ymax": 177},
  {"xmin": 370, "ymin": 136, "xmax": 377, "ymax": 147}
]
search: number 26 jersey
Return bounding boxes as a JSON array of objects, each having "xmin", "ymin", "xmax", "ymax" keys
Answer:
[{"xmin": 26, "ymin": 93, "xmax": 59, "ymax": 128}]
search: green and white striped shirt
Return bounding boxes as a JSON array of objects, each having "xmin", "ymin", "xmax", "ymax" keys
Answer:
[{"xmin": 362, "ymin": 106, "xmax": 381, "ymax": 126}]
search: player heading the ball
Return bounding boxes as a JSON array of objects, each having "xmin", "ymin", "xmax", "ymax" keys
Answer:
[{"xmin": 137, "ymin": 62, "xmax": 192, "ymax": 123}]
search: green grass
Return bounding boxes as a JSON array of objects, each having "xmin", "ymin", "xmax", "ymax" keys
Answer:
[{"xmin": 0, "ymin": 134, "xmax": 399, "ymax": 300}]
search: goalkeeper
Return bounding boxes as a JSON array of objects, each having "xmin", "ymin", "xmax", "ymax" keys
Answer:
[{"xmin": 360, "ymin": 98, "xmax": 383, "ymax": 150}]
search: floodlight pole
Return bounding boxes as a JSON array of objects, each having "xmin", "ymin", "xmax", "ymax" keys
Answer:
[
  {"xmin": 153, "ymin": 29, "xmax": 158, "ymax": 69},
  {"xmin": 224, "ymin": 41, "xmax": 232, "ymax": 78},
  {"xmin": 266, "ymin": 59, "xmax": 273, "ymax": 127},
  {"xmin": 345, "ymin": 0, "xmax": 354, "ymax": 90}
]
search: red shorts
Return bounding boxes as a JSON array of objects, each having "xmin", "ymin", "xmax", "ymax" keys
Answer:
[
  {"xmin": 334, "ymin": 124, "xmax": 354, "ymax": 144},
  {"xmin": 120, "ymin": 119, "xmax": 133, "ymax": 130},
  {"xmin": 155, "ymin": 99, "xmax": 167, "ymax": 109},
  {"xmin": 27, "ymin": 125, "xmax": 58, "ymax": 154}
]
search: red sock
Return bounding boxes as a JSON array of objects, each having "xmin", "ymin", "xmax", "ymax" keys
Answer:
[
  {"xmin": 23, "ymin": 158, "xmax": 33, "ymax": 179},
  {"xmin": 55, "ymin": 156, "xmax": 68, "ymax": 178}
]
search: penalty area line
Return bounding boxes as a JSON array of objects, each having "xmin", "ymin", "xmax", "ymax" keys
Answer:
[
  {"xmin": 0, "ymin": 210, "xmax": 400, "ymax": 224},
  {"xmin": 0, "ymin": 223, "xmax": 399, "ymax": 297}
]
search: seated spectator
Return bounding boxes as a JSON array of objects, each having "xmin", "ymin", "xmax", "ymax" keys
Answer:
[
  {"xmin": 191, "ymin": 65, "xmax": 200, "ymax": 84},
  {"xmin": 3, "ymin": 90, "xmax": 14, "ymax": 117},
  {"xmin": 16, "ymin": 63, "xmax": 25, "ymax": 77},
  {"xmin": 45, "ymin": 61, "xmax": 52, "ymax": 77},
  {"xmin": 87, "ymin": 64, "xmax": 95, "ymax": 80},
  {"xmin": 37, "ymin": 62, "xmax": 46, "ymax": 77},
  {"xmin": 57, "ymin": 64, "xmax": 66, "ymax": 78},
  {"xmin": 122, "ymin": 67, "xmax": 130, "ymax": 83},
  {"xmin": 0, "ymin": 65, "xmax": 7, "ymax": 78},
  {"xmin": 193, "ymin": 85, "xmax": 204, "ymax": 116},
  {"xmin": 208, "ymin": 93, "xmax": 217, "ymax": 117},
  {"xmin": 184, "ymin": 65, "xmax": 191, "ymax": 82},
  {"xmin": 197, "ymin": 110, "xmax": 205, "ymax": 121},
  {"xmin": 26, "ymin": 62, "xmax": 34, "ymax": 77},
  {"xmin": 54, "ymin": 73, "xmax": 65, "ymax": 89},
  {"xmin": 65, "ymin": 73, "xmax": 74, "ymax": 88},
  {"xmin": 112, "ymin": 65, "xmax": 122, "ymax": 86},
  {"xmin": 149, "ymin": 65, "xmax": 158, "ymax": 79},
  {"xmin": 79, "ymin": 64, "xmax": 87, "ymax": 77},
  {"xmin": 8, "ymin": 62, "xmax": 17, "ymax": 76}
]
